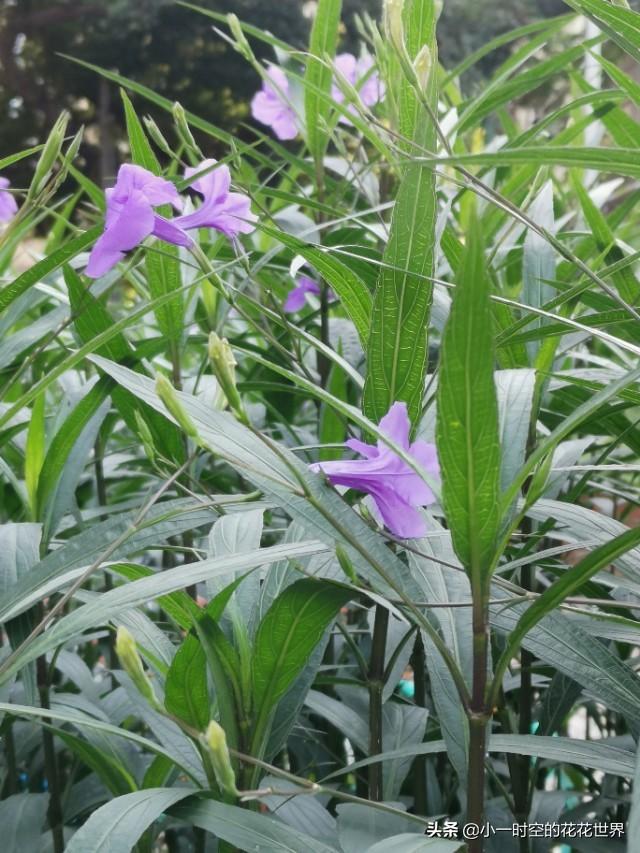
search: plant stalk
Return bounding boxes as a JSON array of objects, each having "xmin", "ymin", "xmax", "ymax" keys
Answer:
[
  {"xmin": 368, "ymin": 604, "xmax": 389, "ymax": 802},
  {"xmin": 410, "ymin": 630, "xmax": 428, "ymax": 816},
  {"xmin": 37, "ymin": 656, "xmax": 64, "ymax": 853},
  {"xmin": 466, "ymin": 592, "xmax": 490, "ymax": 853}
]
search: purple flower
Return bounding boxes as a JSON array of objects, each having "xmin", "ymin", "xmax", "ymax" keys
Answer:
[
  {"xmin": 174, "ymin": 159, "xmax": 258, "ymax": 239},
  {"xmin": 251, "ymin": 66, "xmax": 299, "ymax": 141},
  {"xmin": 0, "ymin": 177, "xmax": 18, "ymax": 223},
  {"xmin": 85, "ymin": 161, "xmax": 256, "ymax": 278},
  {"xmin": 310, "ymin": 402, "xmax": 439, "ymax": 539},
  {"xmin": 284, "ymin": 275, "xmax": 321, "ymax": 312},
  {"xmin": 332, "ymin": 53, "xmax": 385, "ymax": 121},
  {"xmin": 85, "ymin": 164, "xmax": 188, "ymax": 278}
]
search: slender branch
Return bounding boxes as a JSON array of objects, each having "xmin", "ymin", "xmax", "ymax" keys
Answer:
[
  {"xmin": 410, "ymin": 631, "xmax": 428, "ymax": 816},
  {"xmin": 466, "ymin": 591, "xmax": 491, "ymax": 853},
  {"xmin": 367, "ymin": 604, "xmax": 389, "ymax": 801},
  {"xmin": 37, "ymin": 656, "xmax": 64, "ymax": 853}
]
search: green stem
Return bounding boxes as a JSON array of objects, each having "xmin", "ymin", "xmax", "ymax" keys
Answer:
[
  {"xmin": 37, "ymin": 657, "xmax": 64, "ymax": 853},
  {"xmin": 1, "ymin": 721, "xmax": 18, "ymax": 796},
  {"xmin": 466, "ymin": 592, "xmax": 490, "ymax": 853},
  {"xmin": 410, "ymin": 631, "xmax": 428, "ymax": 816},
  {"xmin": 514, "ymin": 565, "xmax": 533, "ymax": 853},
  {"xmin": 94, "ymin": 434, "xmax": 116, "ymax": 669},
  {"xmin": 367, "ymin": 604, "xmax": 389, "ymax": 802}
]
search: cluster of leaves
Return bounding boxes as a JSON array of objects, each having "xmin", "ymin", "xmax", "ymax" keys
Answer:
[
  {"xmin": 2, "ymin": 0, "xmax": 640, "ymax": 852},
  {"xmin": 2, "ymin": 0, "xmax": 574, "ymax": 188}
]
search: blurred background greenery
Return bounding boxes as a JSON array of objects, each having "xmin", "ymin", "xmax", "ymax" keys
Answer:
[{"xmin": 0, "ymin": 0, "xmax": 567, "ymax": 187}]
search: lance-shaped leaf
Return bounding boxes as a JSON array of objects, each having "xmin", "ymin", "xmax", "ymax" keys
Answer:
[
  {"xmin": 564, "ymin": 0, "xmax": 640, "ymax": 65},
  {"xmin": 492, "ymin": 522, "xmax": 640, "ymax": 697},
  {"xmin": 363, "ymin": 0, "xmax": 439, "ymax": 427},
  {"xmin": 251, "ymin": 578, "xmax": 351, "ymax": 757},
  {"xmin": 304, "ymin": 0, "xmax": 342, "ymax": 164},
  {"xmin": 436, "ymin": 215, "xmax": 502, "ymax": 582}
]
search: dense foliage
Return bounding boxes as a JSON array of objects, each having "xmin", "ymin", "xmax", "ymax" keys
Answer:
[
  {"xmin": 0, "ymin": 0, "xmax": 568, "ymax": 186},
  {"xmin": 1, "ymin": 1, "xmax": 640, "ymax": 852}
]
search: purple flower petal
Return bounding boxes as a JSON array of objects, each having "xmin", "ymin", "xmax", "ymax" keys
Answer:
[
  {"xmin": 310, "ymin": 400, "xmax": 439, "ymax": 539},
  {"xmin": 345, "ymin": 438, "xmax": 378, "ymax": 458},
  {"xmin": 251, "ymin": 66, "xmax": 299, "ymax": 141},
  {"xmin": 151, "ymin": 215, "xmax": 194, "ymax": 248},
  {"xmin": 283, "ymin": 275, "xmax": 321, "ymax": 312},
  {"xmin": 184, "ymin": 158, "xmax": 230, "ymax": 201},
  {"xmin": 332, "ymin": 53, "xmax": 385, "ymax": 124},
  {"xmin": 174, "ymin": 159, "xmax": 257, "ymax": 239},
  {"xmin": 0, "ymin": 176, "xmax": 18, "ymax": 223},
  {"xmin": 85, "ymin": 189, "xmax": 156, "ymax": 278},
  {"xmin": 377, "ymin": 401, "xmax": 411, "ymax": 452},
  {"xmin": 371, "ymin": 488, "xmax": 427, "ymax": 539},
  {"xmin": 85, "ymin": 163, "xmax": 188, "ymax": 278},
  {"xmin": 283, "ymin": 286, "xmax": 307, "ymax": 313},
  {"xmin": 113, "ymin": 164, "xmax": 181, "ymax": 209}
]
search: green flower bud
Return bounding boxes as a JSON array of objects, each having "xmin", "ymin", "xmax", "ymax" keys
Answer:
[
  {"xmin": 28, "ymin": 111, "xmax": 70, "ymax": 200},
  {"xmin": 227, "ymin": 13, "xmax": 256, "ymax": 62},
  {"xmin": 143, "ymin": 117, "xmax": 174, "ymax": 158},
  {"xmin": 172, "ymin": 102, "xmax": 202, "ymax": 158},
  {"xmin": 156, "ymin": 374, "xmax": 199, "ymax": 439},
  {"xmin": 115, "ymin": 626, "xmax": 161, "ymax": 710},
  {"xmin": 134, "ymin": 411, "xmax": 156, "ymax": 463},
  {"xmin": 384, "ymin": 0, "xmax": 405, "ymax": 49},
  {"xmin": 208, "ymin": 333, "xmax": 248, "ymax": 425},
  {"xmin": 413, "ymin": 45, "xmax": 432, "ymax": 90},
  {"xmin": 335, "ymin": 544, "xmax": 358, "ymax": 585},
  {"xmin": 203, "ymin": 720, "xmax": 238, "ymax": 797}
]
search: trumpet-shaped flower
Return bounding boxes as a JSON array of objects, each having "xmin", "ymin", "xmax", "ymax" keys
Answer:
[
  {"xmin": 310, "ymin": 401, "xmax": 439, "ymax": 539},
  {"xmin": 332, "ymin": 53, "xmax": 385, "ymax": 119},
  {"xmin": 284, "ymin": 275, "xmax": 321, "ymax": 312},
  {"xmin": 251, "ymin": 66, "xmax": 299, "ymax": 141},
  {"xmin": 85, "ymin": 161, "xmax": 256, "ymax": 278},
  {"xmin": 174, "ymin": 159, "xmax": 258, "ymax": 239},
  {"xmin": 85, "ymin": 164, "xmax": 188, "ymax": 278},
  {"xmin": 0, "ymin": 177, "xmax": 18, "ymax": 223}
]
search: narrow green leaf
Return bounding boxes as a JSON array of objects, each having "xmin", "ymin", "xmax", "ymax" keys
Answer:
[
  {"xmin": 422, "ymin": 146, "xmax": 640, "ymax": 179},
  {"xmin": 0, "ymin": 542, "xmax": 327, "ymax": 686},
  {"xmin": 363, "ymin": 0, "xmax": 438, "ymax": 426},
  {"xmin": 326, "ymin": 734, "xmax": 635, "ymax": 780},
  {"xmin": 164, "ymin": 638, "xmax": 208, "ymax": 733},
  {"xmin": 319, "ymin": 357, "xmax": 348, "ymax": 461},
  {"xmin": 252, "ymin": 579, "xmax": 350, "ymax": 752},
  {"xmin": 436, "ymin": 216, "xmax": 502, "ymax": 581},
  {"xmin": 564, "ymin": 0, "xmax": 640, "ymax": 64},
  {"xmin": 304, "ymin": 0, "xmax": 342, "ymax": 163},
  {"xmin": 457, "ymin": 41, "xmax": 594, "ymax": 132},
  {"xmin": 259, "ymin": 224, "xmax": 372, "ymax": 346},
  {"xmin": 64, "ymin": 788, "xmax": 195, "ymax": 853},
  {"xmin": 572, "ymin": 172, "xmax": 640, "ymax": 303},
  {"xmin": 170, "ymin": 797, "xmax": 341, "ymax": 853},
  {"xmin": 51, "ymin": 727, "xmax": 137, "ymax": 796},
  {"xmin": 24, "ymin": 394, "xmax": 45, "ymax": 518},
  {"xmin": 493, "ymin": 523, "xmax": 640, "ymax": 691},
  {"xmin": 522, "ymin": 181, "xmax": 555, "ymax": 361},
  {"xmin": 0, "ymin": 793, "xmax": 49, "ymax": 853},
  {"xmin": 0, "ymin": 227, "xmax": 101, "ymax": 312}
]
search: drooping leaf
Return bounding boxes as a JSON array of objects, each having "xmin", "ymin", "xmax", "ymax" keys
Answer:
[{"xmin": 64, "ymin": 788, "xmax": 195, "ymax": 853}]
